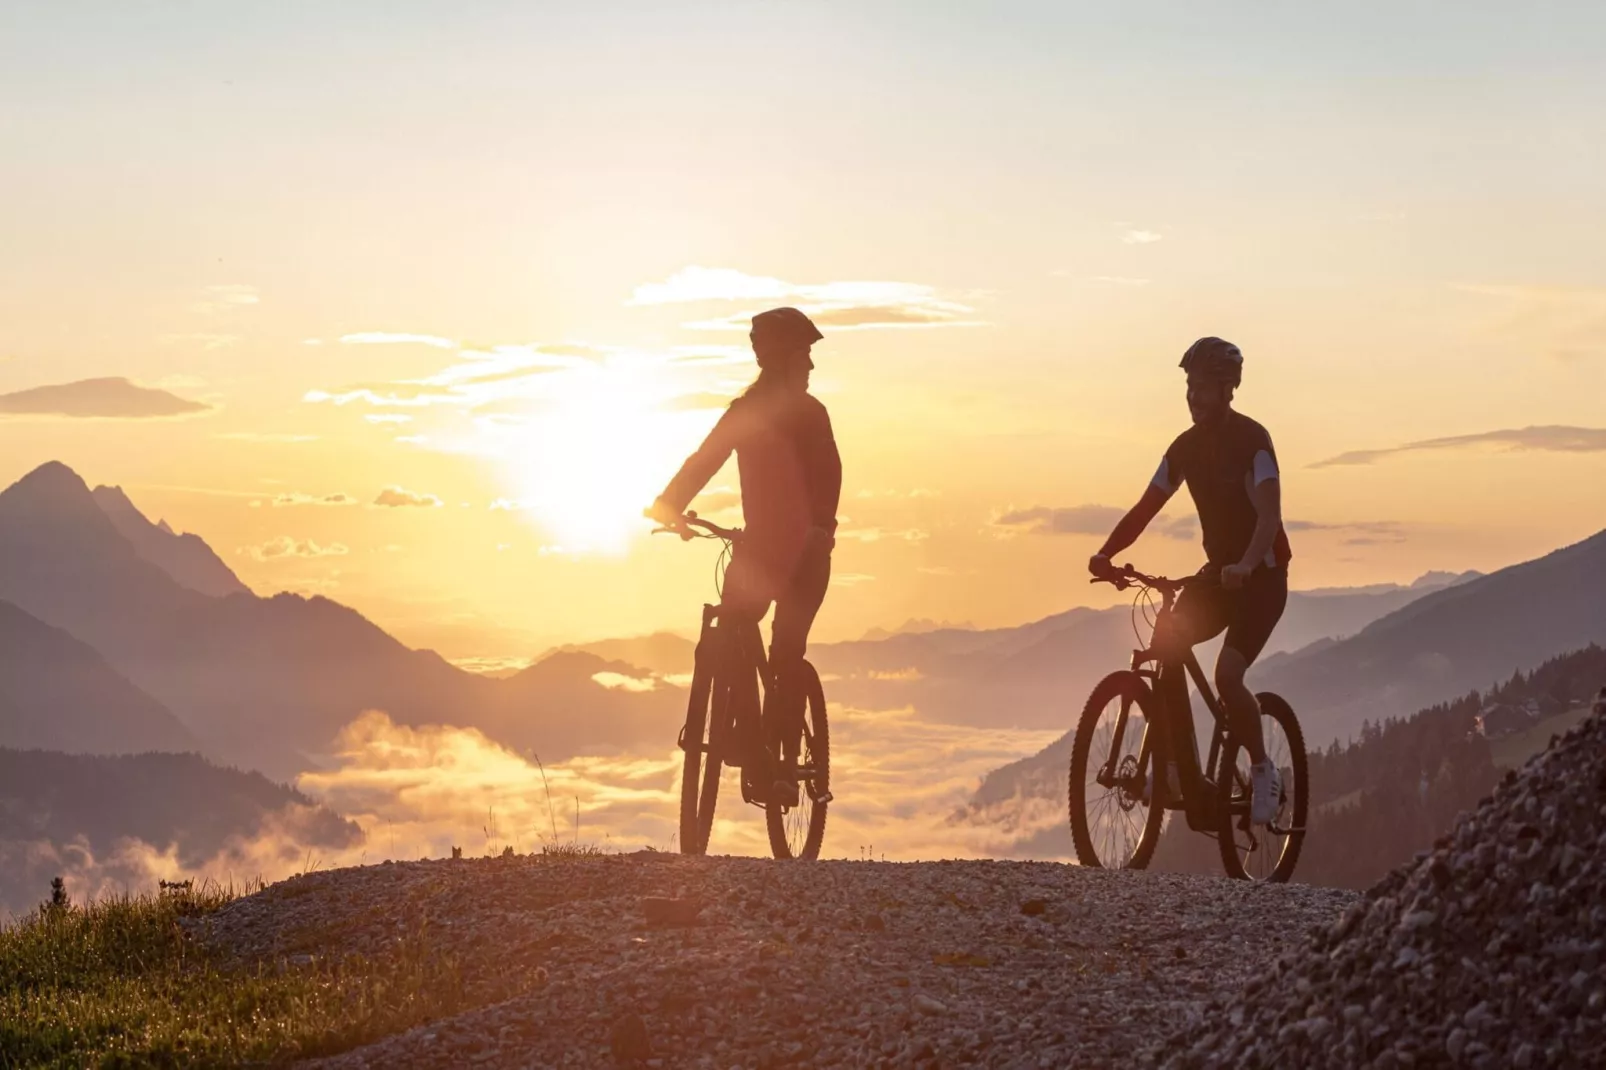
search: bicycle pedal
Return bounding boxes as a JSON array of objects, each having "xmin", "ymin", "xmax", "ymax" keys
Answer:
[{"xmin": 812, "ymin": 791, "xmax": 833, "ymax": 806}]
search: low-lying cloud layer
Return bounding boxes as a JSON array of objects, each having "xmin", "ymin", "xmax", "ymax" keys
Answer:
[
  {"xmin": 4, "ymin": 703, "xmax": 1062, "ymax": 916},
  {"xmin": 0, "ymin": 378, "xmax": 211, "ymax": 419}
]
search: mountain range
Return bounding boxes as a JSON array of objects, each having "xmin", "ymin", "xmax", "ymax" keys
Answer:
[{"xmin": 0, "ymin": 462, "xmax": 680, "ymax": 780}]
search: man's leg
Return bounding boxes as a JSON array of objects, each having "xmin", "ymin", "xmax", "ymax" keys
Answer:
[
  {"xmin": 1214, "ymin": 647, "xmax": 1266, "ymax": 766},
  {"xmin": 1217, "ymin": 567, "xmax": 1289, "ymax": 823}
]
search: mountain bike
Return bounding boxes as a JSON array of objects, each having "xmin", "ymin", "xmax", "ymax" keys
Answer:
[
  {"xmin": 1068, "ymin": 563, "xmax": 1308, "ymax": 882},
  {"xmin": 655, "ymin": 512, "xmax": 832, "ymax": 860}
]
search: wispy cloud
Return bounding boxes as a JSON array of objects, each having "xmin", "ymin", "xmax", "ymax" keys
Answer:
[
  {"xmin": 339, "ymin": 332, "xmax": 459, "ymax": 349},
  {"xmin": 630, "ymin": 266, "xmax": 985, "ymax": 332},
  {"xmin": 838, "ymin": 527, "xmax": 930, "ymax": 543},
  {"xmin": 272, "ymin": 492, "xmax": 357, "ymax": 508},
  {"xmin": 832, "ymin": 573, "xmax": 877, "ymax": 587},
  {"xmin": 217, "ymin": 432, "xmax": 319, "ymax": 443},
  {"xmin": 1089, "ymin": 276, "xmax": 1151, "ymax": 286},
  {"xmin": 239, "ymin": 537, "xmax": 349, "ymax": 561},
  {"xmin": 0, "ymin": 378, "xmax": 211, "ymax": 420},
  {"xmin": 1285, "ymin": 519, "xmax": 1406, "ymax": 544},
  {"xmin": 193, "ymin": 284, "xmax": 260, "ymax": 314},
  {"xmin": 1121, "ymin": 230, "xmax": 1163, "ymax": 245},
  {"xmin": 994, "ymin": 504, "xmax": 1194, "ymax": 540},
  {"xmin": 1312, "ymin": 425, "xmax": 1606, "ymax": 468},
  {"xmin": 374, "ymin": 487, "xmax": 444, "ymax": 509}
]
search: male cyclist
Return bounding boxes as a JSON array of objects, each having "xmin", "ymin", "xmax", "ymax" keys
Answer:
[
  {"xmin": 1089, "ymin": 337, "xmax": 1290, "ymax": 825},
  {"xmin": 648, "ymin": 306, "xmax": 841, "ymax": 807}
]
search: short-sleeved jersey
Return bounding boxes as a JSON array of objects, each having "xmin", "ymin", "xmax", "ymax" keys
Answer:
[{"xmin": 1151, "ymin": 410, "xmax": 1292, "ymax": 569}]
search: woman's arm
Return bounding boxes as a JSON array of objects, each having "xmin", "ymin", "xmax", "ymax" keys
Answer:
[{"xmin": 651, "ymin": 405, "xmax": 744, "ymax": 521}]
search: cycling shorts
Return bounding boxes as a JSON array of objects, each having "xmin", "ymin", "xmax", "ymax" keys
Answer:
[{"xmin": 1171, "ymin": 565, "xmax": 1288, "ymax": 664}]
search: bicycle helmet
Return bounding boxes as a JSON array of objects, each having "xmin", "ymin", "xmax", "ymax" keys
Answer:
[
  {"xmin": 751, "ymin": 307, "xmax": 823, "ymax": 351},
  {"xmin": 1179, "ymin": 336, "xmax": 1243, "ymax": 388}
]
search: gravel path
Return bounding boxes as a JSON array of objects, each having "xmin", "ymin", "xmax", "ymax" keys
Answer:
[{"xmin": 193, "ymin": 855, "xmax": 1352, "ymax": 1069}]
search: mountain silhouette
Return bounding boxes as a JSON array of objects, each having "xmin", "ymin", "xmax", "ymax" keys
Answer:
[
  {"xmin": 1253, "ymin": 527, "xmax": 1606, "ymax": 747},
  {"xmin": 0, "ymin": 462, "xmax": 678, "ymax": 780},
  {"xmin": 91, "ymin": 484, "xmax": 250, "ymax": 597},
  {"xmin": 0, "ymin": 599, "xmax": 198, "ymax": 755}
]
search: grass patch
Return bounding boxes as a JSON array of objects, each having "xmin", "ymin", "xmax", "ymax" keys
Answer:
[
  {"xmin": 535, "ymin": 841, "xmax": 606, "ymax": 859},
  {"xmin": 1488, "ymin": 703, "xmax": 1594, "ymax": 771},
  {"xmin": 0, "ymin": 881, "xmax": 488, "ymax": 1069}
]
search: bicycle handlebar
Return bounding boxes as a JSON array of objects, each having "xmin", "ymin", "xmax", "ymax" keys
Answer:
[
  {"xmin": 1090, "ymin": 563, "xmax": 1208, "ymax": 594},
  {"xmin": 649, "ymin": 510, "xmax": 743, "ymax": 543}
]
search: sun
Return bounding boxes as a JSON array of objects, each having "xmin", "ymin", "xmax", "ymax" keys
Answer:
[{"xmin": 495, "ymin": 362, "xmax": 711, "ymax": 554}]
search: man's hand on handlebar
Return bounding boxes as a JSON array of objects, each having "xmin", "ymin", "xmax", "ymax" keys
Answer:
[{"xmin": 1088, "ymin": 553, "xmax": 1126, "ymax": 586}]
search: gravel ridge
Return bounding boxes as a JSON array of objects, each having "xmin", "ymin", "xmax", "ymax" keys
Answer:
[
  {"xmin": 1156, "ymin": 694, "xmax": 1606, "ymax": 1070},
  {"xmin": 192, "ymin": 855, "xmax": 1351, "ymax": 1069}
]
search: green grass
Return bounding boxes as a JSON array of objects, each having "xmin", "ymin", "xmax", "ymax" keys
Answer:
[
  {"xmin": 1488, "ymin": 703, "xmax": 1595, "ymax": 771},
  {"xmin": 0, "ymin": 882, "xmax": 489, "ymax": 1070}
]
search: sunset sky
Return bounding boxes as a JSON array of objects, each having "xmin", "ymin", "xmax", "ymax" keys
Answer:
[{"xmin": 3, "ymin": 3, "xmax": 1604, "ymax": 660}]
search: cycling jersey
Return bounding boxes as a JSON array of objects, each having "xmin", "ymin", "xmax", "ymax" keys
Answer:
[
  {"xmin": 1151, "ymin": 410, "xmax": 1292, "ymax": 569},
  {"xmin": 659, "ymin": 387, "xmax": 842, "ymax": 591}
]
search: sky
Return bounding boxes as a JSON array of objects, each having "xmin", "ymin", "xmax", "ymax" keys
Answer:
[{"xmin": 3, "ymin": 1, "xmax": 1605, "ymax": 660}]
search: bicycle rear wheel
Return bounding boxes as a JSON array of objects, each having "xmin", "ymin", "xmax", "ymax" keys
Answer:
[
  {"xmin": 1069, "ymin": 671, "xmax": 1164, "ymax": 870},
  {"xmin": 766, "ymin": 661, "xmax": 829, "ymax": 860},
  {"xmin": 678, "ymin": 642, "xmax": 726, "ymax": 855},
  {"xmin": 1215, "ymin": 691, "xmax": 1308, "ymax": 882}
]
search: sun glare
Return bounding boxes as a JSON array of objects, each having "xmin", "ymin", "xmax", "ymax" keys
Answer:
[{"xmin": 496, "ymin": 361, "xmax": 711, "ymax": 554}]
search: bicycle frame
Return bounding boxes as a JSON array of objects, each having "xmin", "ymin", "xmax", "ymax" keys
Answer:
[
  {"xmin": 1098, "ymin": 584, "xmax": 1231, "ymax": 833},
  {"xmin": 685, "ymin": 602, "xmax": 775, "ymax": 764}
]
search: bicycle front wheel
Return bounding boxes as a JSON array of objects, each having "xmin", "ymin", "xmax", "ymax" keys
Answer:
[
  {"xmin": 1069, "ymin": 671, "xmax": 1164, "ymax": 870},
  {"xmin": 1215, "ymin": 691, "xmax": 1308, "ymax": 883},
  {"xmin": 766, "ymin": 661, "xmax": 829, "ymax": 860},
  {"xmin": 678, "ymin": 648, "xmax": 724, "ymax": 856}
]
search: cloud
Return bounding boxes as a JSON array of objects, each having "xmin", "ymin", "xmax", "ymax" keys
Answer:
[
  {"xmin": 339, "ymin": 332, "xmax": 459, "ymax": 349},
  {"xmin": 1285, "ymin": 519, "xmax": 1405, "ymax": 538},
  {"xmin": 994, "ymin": 505, "xmax": 1195, "ymax": 540},
  {"xmin": 631, "ymin": 266, "xmax": 984, "ymax": 331},
  {"xmin": 832, "ymin": 573, "xmax": 877, "ymax": 587},
  {"xmin": 1089, "ymin": 276, "xmax": 1151, "ymax": 286},
  {"xmin": 374, "ymin": 487, "xmax": 444, "ymax": 509},
  {"xmin": 193, "ymin": 284, "xmax": 260, "ymax": 314},
  {"xmin": 837, "ymin": 527, "xmax": 930, "ymax": 543},
  {"xmin": 1311, "ymin": 425, "xmax": 1606, "ymax": 468},
  {"xmin": 272, "ymin": 492, "xmax": 357, "ymax": 507},
  {"xmin": 365, "ymin": 414, "xmax": 414, "ymax": 424},
  {"xmin": 0, "ymin": 377, "xmax": 211, "ymax": 419},
  {"xmin": 1121, "ymin": 230, "xmax": 1163, "ymax": 245},
  {"xmin": 217, "ymin": 432, "xmax": 320, "ymax": 443},
  {"xmin": 239, "ymin": 537, "xmax": 350, "ymax": 561}
]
